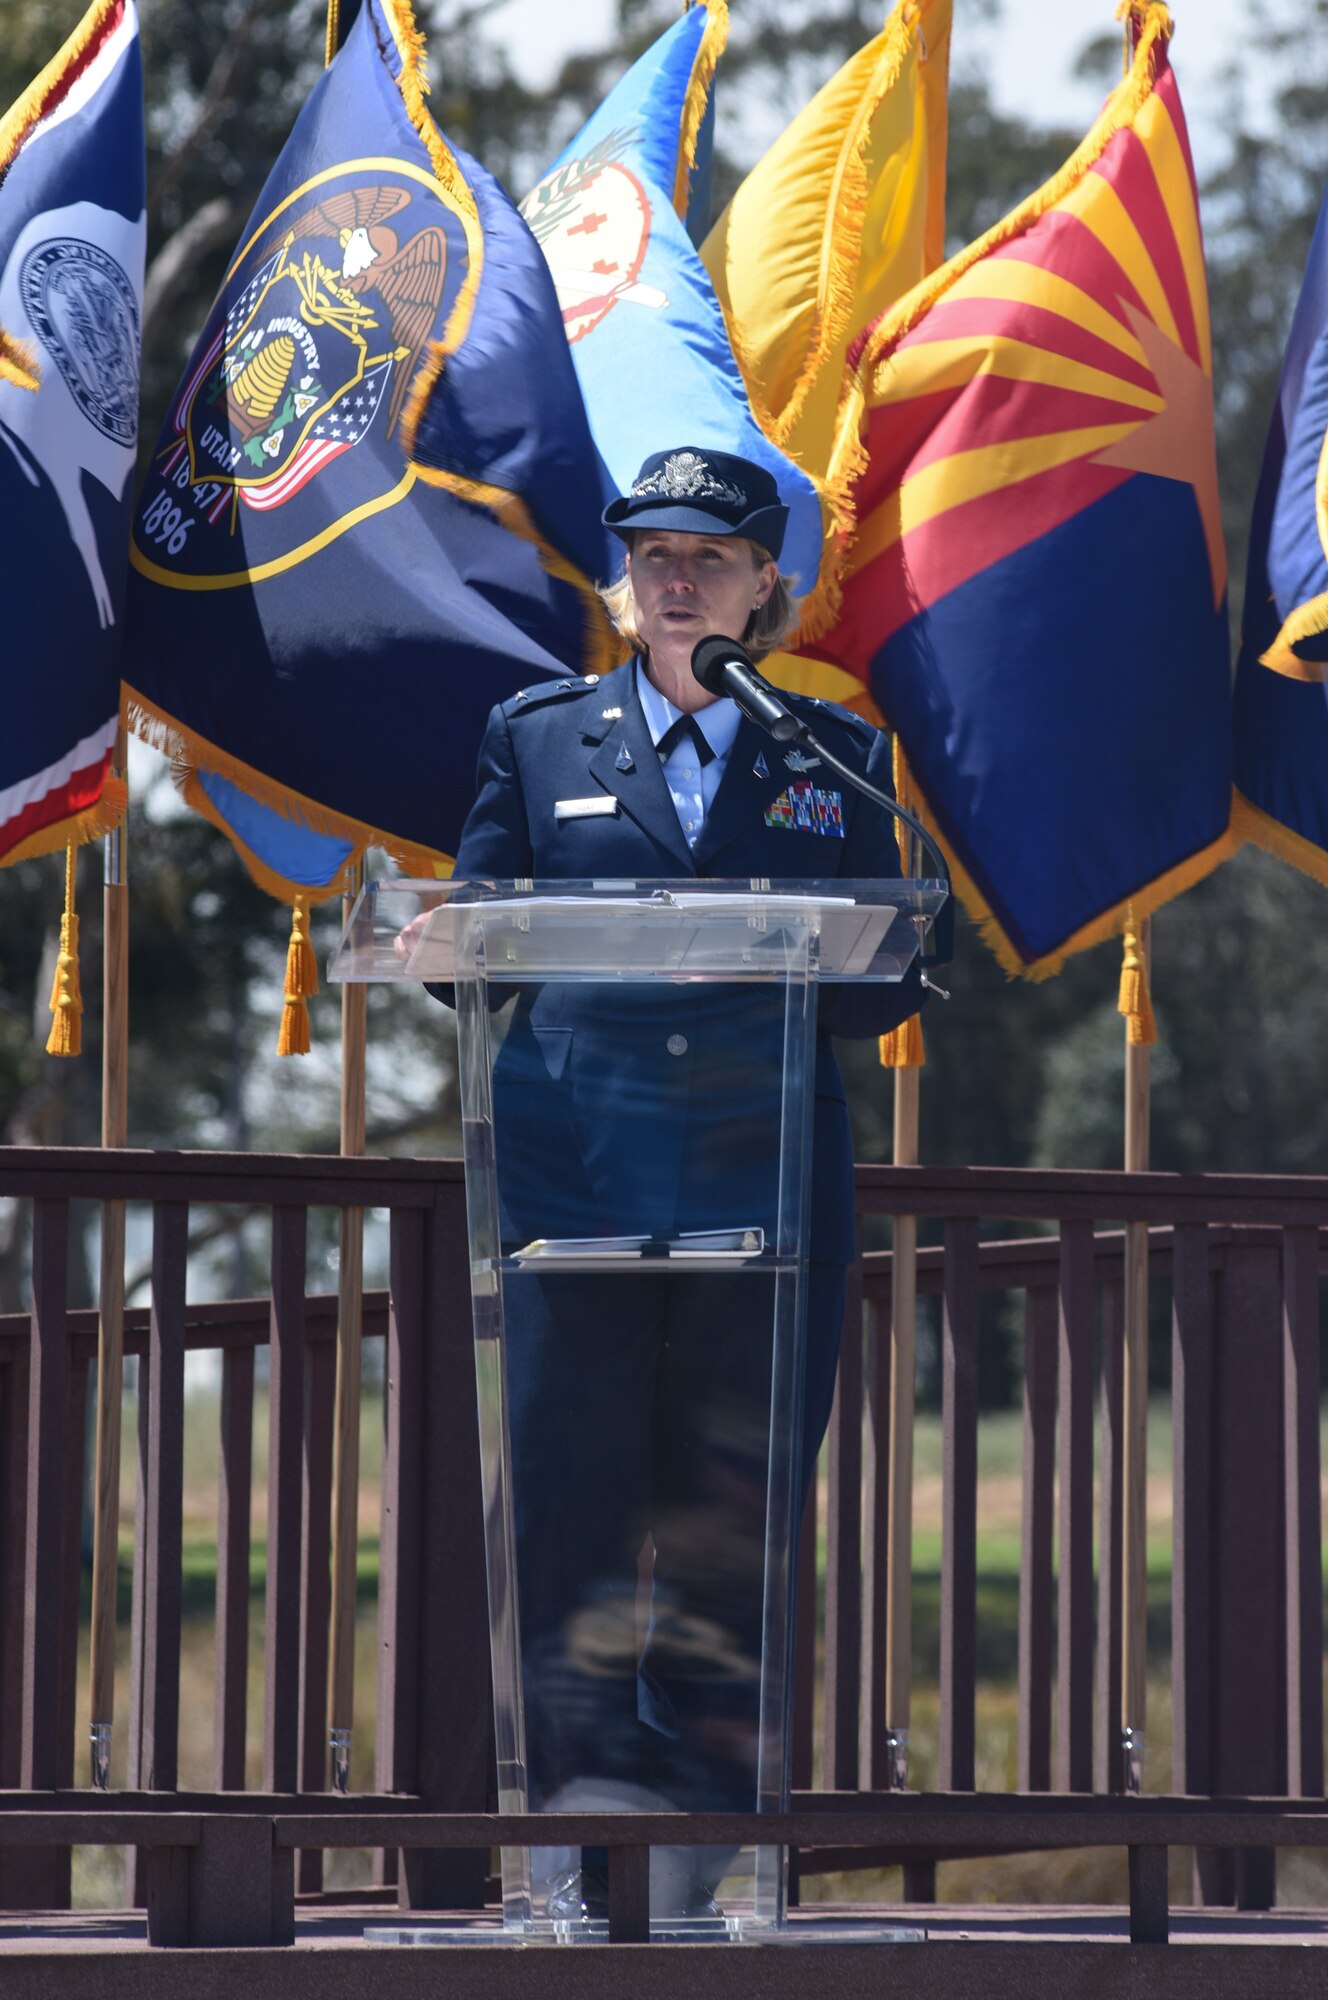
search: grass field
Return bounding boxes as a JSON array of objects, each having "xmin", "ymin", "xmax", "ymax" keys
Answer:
[{"xmin": 63, "ymin": 1382, "xmax": 1328, "ymax": 1912}]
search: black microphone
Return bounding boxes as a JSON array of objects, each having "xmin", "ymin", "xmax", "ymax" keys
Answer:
[{"xmin": 691, "ymin": 635, "xmax": 801, "ymax": 741}]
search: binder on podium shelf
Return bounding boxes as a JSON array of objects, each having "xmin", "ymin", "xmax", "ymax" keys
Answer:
[{"xmin": 331, "ymin": 878, "xmax": 946, "ymax": 1943}]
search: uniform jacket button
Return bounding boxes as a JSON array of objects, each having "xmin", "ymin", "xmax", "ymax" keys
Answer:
[{"xmin": 667, "ymin": 1033, "xmax": 688, "ymax": 1056}]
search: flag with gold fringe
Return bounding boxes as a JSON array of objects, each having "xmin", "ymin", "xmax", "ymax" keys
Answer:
[
  {"xmin": 0, "ymin": 0, "xmax": 142, "ymax": 867},
  {"xmin": 1231, "ymin": 180, "xmax": 1328, "ymax": 882},
  {"xmin": 520, "ymin": 0, "xmax": 824, "ymax": 605},
  {"xmin": 702, "ymin": 0, "xmax": 951, "ymax": 656},
  {"xmin": 122, "ymin": 0, "xmax": 613, "ymax": 906},
  {"xmin": 797, "ymin": 2, "xmax": 1234, "ymax": 977}
]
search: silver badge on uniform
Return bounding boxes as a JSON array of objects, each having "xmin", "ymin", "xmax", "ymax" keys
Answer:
[
  {"xmin": 752, "ymin": 750, "xmax": 769, "ymax": 778},
  {"xmin": 784, "ymin": 747, "xmax": 821, "ymax": 773},
  {"xmin": 615, "ymin": 742, "xmax": 634, "ymax": 772}
]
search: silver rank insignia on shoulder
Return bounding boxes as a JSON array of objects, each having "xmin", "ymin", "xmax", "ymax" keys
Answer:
[
  {"xmin": 752, "ymin": 750, "xmax": 769, "ymax": 778},
  {"xmin": 615, "ymin": 741, "xmax": 634, "ymax": 772},
  {"xmin": 784, "ymin": 747, "xmax": 821, "ymax": 773},
  {"xmin": 602, "ymin": 705, "xmax": 623, "ymax": 721}
]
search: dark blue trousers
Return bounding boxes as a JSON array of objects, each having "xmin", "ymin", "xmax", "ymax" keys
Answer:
[{"xmin": 503, "ymin": 1259, "xmax": 846, "ymax": 1820}]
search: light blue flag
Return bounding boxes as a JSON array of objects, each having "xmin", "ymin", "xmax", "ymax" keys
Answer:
[{"xmin": 519, "ymin": 0, "xmax": 824, "ymax": 599}]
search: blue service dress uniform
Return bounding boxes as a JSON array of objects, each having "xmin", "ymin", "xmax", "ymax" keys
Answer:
[{"xmin": 437, "ymin": 655, "xmax": 925, "ymax": 1826}]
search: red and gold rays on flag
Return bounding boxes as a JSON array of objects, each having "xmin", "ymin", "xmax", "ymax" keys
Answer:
[{"xmin": 819, "ymin": 5, "xmax": 1225, "ymax": 687}]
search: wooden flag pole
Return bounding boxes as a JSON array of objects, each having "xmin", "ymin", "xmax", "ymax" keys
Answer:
[
  {"xmin": 89, "ymin": 725, "xmax": 129, "ymax": 1787},
  {"xmin": 328, "ymin": 865, "xmax": 367, "ymax": 1790},
  {"xmin": 884, "ymin": 1063, "xmax": 920, "ymax": 1786},
  {"xmin": 1120, "ymin": 915, "xmax": 1152, "ymax": 1793}
]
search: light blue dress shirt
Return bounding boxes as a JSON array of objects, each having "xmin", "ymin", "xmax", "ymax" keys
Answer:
[{"xmin": 636, "ymin": 662, "xmax": 741, "ymax": 848}]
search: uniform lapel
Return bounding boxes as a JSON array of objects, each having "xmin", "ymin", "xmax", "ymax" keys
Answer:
[
  {"xmin": 693, "ymin": 716, "xmax": 798, "ymax": 870},
  {"xmin": 583, "ymin": 661, "xmax": 696, "ymax": 874}
]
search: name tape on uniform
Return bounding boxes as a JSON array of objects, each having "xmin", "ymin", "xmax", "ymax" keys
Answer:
[{"xmin": 555, "ymin": 795, "xmax": 622, "ymax": 821}]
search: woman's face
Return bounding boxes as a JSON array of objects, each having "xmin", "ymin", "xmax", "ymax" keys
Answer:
[{"xmin": 626, "ymin": 529, "xmax": 777, "ymax": 684}]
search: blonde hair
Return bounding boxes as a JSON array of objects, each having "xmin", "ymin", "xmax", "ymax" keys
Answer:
[{"xmin": 598, "ymin": 537, "xmax": 801, "ymax": 664}]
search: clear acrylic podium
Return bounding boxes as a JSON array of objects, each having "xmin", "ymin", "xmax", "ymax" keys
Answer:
[{"xmin": 331, "ymin": 878, "xmax": 945, "ymax": 1942}]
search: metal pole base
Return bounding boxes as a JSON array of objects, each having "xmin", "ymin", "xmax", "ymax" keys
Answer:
[
  {"xmin": 886, "ymin": 1727, "xmax": 910, "ymax": 1791},
  {"xmin": 330, "ymin": 1726, "xmax": 352, "ymax": 1795},
  {"xmin": 90, "ymin": 1721, "xmax": 112, "ymax": 1791},
  {"xmin": 1121, "ymin": 1726, "xmax": 1144, "ymax": 1795}
]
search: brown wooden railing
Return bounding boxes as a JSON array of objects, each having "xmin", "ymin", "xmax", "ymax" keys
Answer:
[{"xmin": 0, "ymin": 1148, "xmax": 1324, "ymax": 1948}]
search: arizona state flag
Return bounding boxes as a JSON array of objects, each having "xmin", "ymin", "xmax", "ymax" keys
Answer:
[
  {"xmin": 805, "ymin": 3, "xmax": 1234, "ymax": 973},
  {"xmin": 0, "ymin": 0, "xmax": 142, "ymax": 863},
  {"xmin": 123, "ymin": 0, "xmax": 611, "ymax": 896},
  {"xmin": 1231, "ymin": 183, "xmax": 1328, "ymax": 882},
  {"xmin": 520, "ymin": 0, "xmax": 824, "ymax": 603},
  {"xmin": 702, "ymin": 0, "xmax": 951, "ymax": 642}
]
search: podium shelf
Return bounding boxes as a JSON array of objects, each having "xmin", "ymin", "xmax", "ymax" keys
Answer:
[{"xmin": 329, "ymin": 877, "xmax": 947, "ymax": 985}]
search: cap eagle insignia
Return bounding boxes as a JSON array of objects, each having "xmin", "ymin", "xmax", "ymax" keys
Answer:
[{"xmin": 631, "ymin": 449, "xmax": 746, "ymax": 507}]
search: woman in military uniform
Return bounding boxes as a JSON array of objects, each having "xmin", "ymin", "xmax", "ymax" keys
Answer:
[{"xmin": 436, "ymin": 446, "xmax": 926, "ymax": 1923}]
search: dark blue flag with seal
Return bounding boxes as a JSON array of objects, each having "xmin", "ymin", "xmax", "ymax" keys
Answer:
[
  {"xmin": 122, "ymin": 0, "xmax": 612, "ymax": 896},
  {"xmin": 0, "ymin": 0, "xmax": 143, "ymax": 864}
]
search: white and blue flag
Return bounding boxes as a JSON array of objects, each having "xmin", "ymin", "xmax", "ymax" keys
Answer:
[{"xmin": 0, "ymin": 0, "xmax": 144, "ymax": 862}]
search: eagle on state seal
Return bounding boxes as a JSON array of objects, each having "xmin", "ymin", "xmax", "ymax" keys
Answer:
[{"xmin": 180, "ymin": 182, "xmax": 449, "ymax": 511}]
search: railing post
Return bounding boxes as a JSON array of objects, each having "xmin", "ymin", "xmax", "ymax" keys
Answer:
[
  {"xmin": 124, "ymin": 1345, "xmax": 150, "ymax": 1905},
  {"xmin": 1017, "ymin": 1281, "xmax": 1056, "ymax": 1793},
  {"xmin": 19, "ymin": 1199, "xmax": 71, "ymax": 1908},
  {"xmin": 1095, "ymin": 1276, "xmax": 1126, "ymax": 1792},
  {"xmin": 264, "ymin": 1207, "xmax": 307, "ymax": 1794},
  {"xmin": 1281, "ymin": 1225, "xmax": 1323, "ymax": 1798},
  {"xmin": 939, "ymin": 1215, "xmax": 979, "ymax": 1792},
  {"xmin": 824, "ymin": 1227, "xmax": 863, "ymax": 1791},
  {"xmin": 0, "ymin": 1347, "xmax": 27, "ymax": 1785},
  {"xmin": 58, "ymin": 1344, "xmax": 90, "ymax": 1791},
  {"xmin": 299, "ymin": 1326, "xmax": 336, "ymax": 1875},
  {"xmin": 214, "ymin": 1345, "xmax": 255, "ymax": 1790},
  {"xmin": 378, "ymin": 1204, "xmax": 426, "ymax": 1830},
  {"xmin": 1171, "ymin": 1222, "xmax": 1211, "ymax": 1803},
  {"xmin": 860, "ymin": 1289, "xmax": 890, "ymax": 1790},
  {"xmin": 787, "ymin": 1467, "xmax": 818, "ymax": 1906},
  {"xmin": 0, "ymin": 1346, "xmax": 31, "ymax": 1909},
  {"xmin": 1056, "ymin": 1219, "xmax": 1095, "ymax": 1793},
  {"xmin": 400, "ymin": 1181, "xmax": 491, "ymax": 1911},
  {"xmin": 143, "ymin": 1202, "xmax": 188, "ymax": 1791},
  {"xmin": 1198, "ymin": 1234, "xmax": 1285, "ymax": 1908}
]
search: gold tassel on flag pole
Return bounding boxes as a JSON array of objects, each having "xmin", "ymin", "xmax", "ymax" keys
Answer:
[
  {"xmin": 277, "ymin": 895, "xmax": 318, "ymax": 1055},
  {"xmin": 45, "ymin": 841, "xmax": 83, "ymax": 1056},
  {"xmin": 1118, "ymin": 909, "xmax": 1158, "ymax": 1046},
  {"xmin": 880, "ymin": 1013, "xmax": 925, "ymax": 1069}
]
